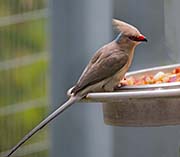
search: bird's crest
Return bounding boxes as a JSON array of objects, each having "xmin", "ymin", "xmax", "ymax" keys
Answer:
[{"xmin": 112, "ymin": 19, "xmax": 140, "ymax": 36}]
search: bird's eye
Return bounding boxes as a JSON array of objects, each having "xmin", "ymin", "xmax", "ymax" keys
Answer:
[{"xmin": 129, "ymin": 36, "xmax": 138, "ymax": 41}]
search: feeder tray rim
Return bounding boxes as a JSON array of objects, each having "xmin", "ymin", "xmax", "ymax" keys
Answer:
[
  {"xmin": 85, "ymin": 88, "xmax": 180, "ymax": 102},
  {"xmin": 125, "ymin": 63, "xmax": 180, "ymax": 76}
]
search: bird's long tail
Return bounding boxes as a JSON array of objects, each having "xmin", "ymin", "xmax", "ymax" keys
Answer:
[{"xmin": 4, "ymin": 96, "xmax": 80, "ymax": 157}]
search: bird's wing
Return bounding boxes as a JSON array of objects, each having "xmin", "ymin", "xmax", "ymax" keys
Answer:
[{"xmin": 72, "ymin": 48, "xmax": 128, "ymax": 94}]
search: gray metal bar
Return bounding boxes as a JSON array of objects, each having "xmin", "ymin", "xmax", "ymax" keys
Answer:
[
  {"xmin": 0, "ymin": 9, "xmax": 49, "ymax": 27},
  {"xmin": 50, "ymin": 0, "xmax": 113, "ymax": 157},
  {"xmin": 0, "ymin": 140, "xmax": 49, "ymax": 157},
  {"xmin": 0, "ymin": 97, "xmax": 46, "ymax": 116},
  {"xmin": 0, "ymin": 52, "xmax": 47, "ymax": 71}
]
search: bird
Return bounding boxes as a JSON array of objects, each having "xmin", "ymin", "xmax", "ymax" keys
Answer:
[{"xmin": 5, "ymin": 19, "xmax": 147, "ymax": 157}]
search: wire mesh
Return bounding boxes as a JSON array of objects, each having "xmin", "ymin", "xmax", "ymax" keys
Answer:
[{"xmin": 0, "ymin": 1, "xmax": 49, "ymax": 157}]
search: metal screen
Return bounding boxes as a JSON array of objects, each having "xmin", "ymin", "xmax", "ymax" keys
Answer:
[{"xmin": 0, "ymin": 1, "xmax": 49, "ymax": 157}]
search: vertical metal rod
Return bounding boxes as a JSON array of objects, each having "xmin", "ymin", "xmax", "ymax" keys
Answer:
[{"xmin": 50, "ymin": 0, "xmax": 113, "ymax": 157}]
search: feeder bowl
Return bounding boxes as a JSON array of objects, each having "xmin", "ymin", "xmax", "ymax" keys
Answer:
[{"xmin": 84, "ymin": 64, "xmax": 180, "ymax": 127}]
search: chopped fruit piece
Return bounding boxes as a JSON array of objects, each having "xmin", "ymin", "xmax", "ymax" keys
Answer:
[
  {"xmin": 153, "ymin": 71, "xmax": 165, "ymax": 81},
  {"xmin": 173, "ymin": 67, "xmax": 180, "ymax": 74}
]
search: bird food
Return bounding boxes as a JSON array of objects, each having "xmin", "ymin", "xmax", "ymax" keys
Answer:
[{"xmin": 120, "ymin": 67, "xmax": 180, "ymax": 86}]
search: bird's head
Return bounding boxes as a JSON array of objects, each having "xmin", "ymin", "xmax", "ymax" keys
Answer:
[{"xmin": 113, "ymin": 19, "xmax": 147, "ymax": 45}]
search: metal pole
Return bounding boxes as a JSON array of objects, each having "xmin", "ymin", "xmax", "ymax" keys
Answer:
[{"xmin": 50, "ymin": 0, "xmax": 113, "ymax": 157}]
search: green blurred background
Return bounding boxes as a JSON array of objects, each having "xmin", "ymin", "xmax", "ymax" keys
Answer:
[{"xmin": 0, "ymin": 0, "xmax": 49, "ymax": 156}]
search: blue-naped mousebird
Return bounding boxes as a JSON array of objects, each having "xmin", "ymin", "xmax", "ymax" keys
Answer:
[{"xmin": 5, "ymin": 19, "xmax": 147, "ymax": 157}]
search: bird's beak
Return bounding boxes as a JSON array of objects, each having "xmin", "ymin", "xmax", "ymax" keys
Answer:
[
  {"xmin": 142, "ymin": 37, "xmax": 148, "ymax": 42},
  {"xmin": 138, "ymin": 35, "xmax": 148, "ymax": 42}
]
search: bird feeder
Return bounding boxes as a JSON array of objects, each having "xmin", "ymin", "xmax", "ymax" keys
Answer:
[{"xmin": 84, "ymin": 64, "xmax": 180, "ymax": 126}]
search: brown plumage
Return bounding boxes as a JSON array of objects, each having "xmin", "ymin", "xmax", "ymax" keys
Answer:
[
  {"xmin": 112, "ymin": 19, "xmax": 140, "ymax": 36},
  {"xmin": 71, "ymin": 41, "xmax": 129, "ymax": 95},
  {"xmin": 71, "ymin": 19, "xmax": 147, "ymax": 96}
]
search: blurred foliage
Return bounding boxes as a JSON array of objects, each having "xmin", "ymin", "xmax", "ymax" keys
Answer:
[
  {"xmin": 0, "ymin": 0, "xmax": 49, "ymax": 157},
  {"xmin": 0, "ymin": 19, "xmax": 47, "ymax": 61},
  {"xmin": 0, "ymin": 60, "xmax": 47, "ymax": 107}
]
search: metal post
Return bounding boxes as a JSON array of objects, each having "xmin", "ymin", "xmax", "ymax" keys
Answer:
[{"xmin": 50, "ymin": 0, "xmax": 113, "ymax": 157}]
